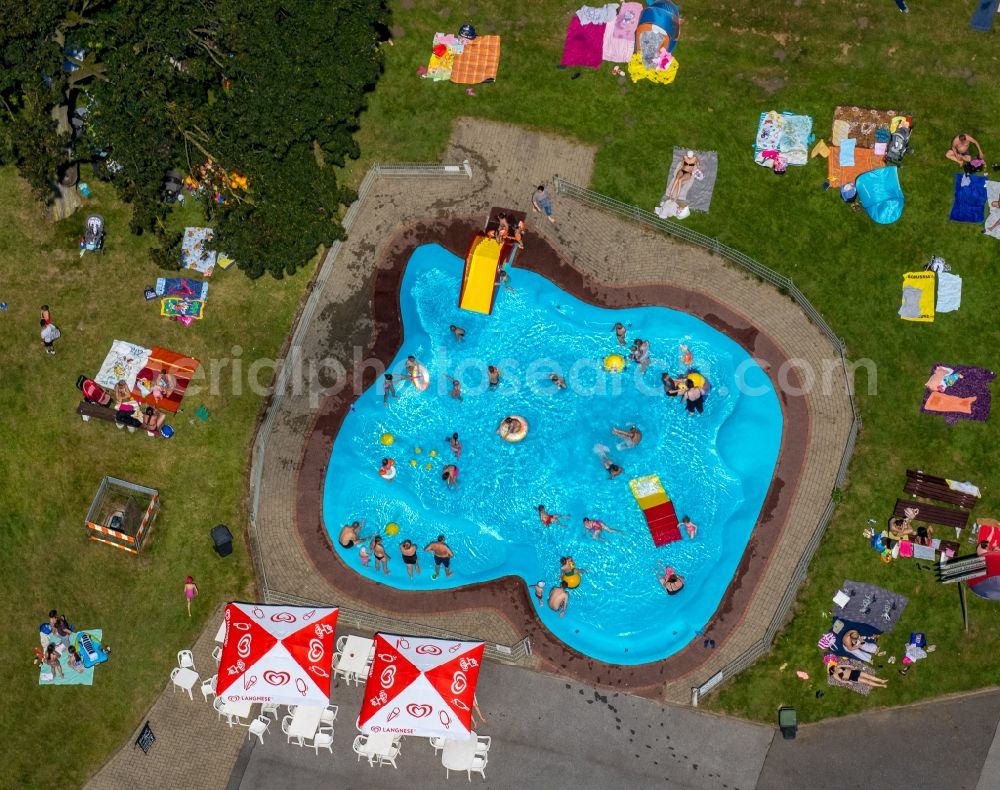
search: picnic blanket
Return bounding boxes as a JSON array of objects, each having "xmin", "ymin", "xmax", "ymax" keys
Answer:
[
  {"xmin": 39, "ymin": 629, "xmax": 101, "ymax": 686},
  {"xmin": 937, "ymin": 272, "xmax": 962, "ymax": 313},
  {"xmin": 970, "ymin": 0, "xmax": 996, "ymax": 31},
  {"xmin": 950, "ymin": 173, "xmax": 988, "ymax": 223},
  {"xmin": 182, "ymin": 227, "xmax": 216, "ymax": 276},
  {"xmin": 899, "ymin": 271, "xmax": 934, "ymax": 322},
  {"xmin": 155, "ymin": 277, "xmax": 209, "ymax": 300},
  {"xmin": 131, "ymin": 346, "xmax": 201, "ymax": 414},
  {"xmin": 826, "ymin": 657, "xmax": 876, "ymax": 696},
  {"xmin": 827, "ymin": 145, "xmax": 884, "ymax": 188},
  {"xmin": 662, "ymin": 148, "xmax": 718, "ymax": 212},
  {"xmin": 921, "ymin": 363, "xmax": 995, "ymax": 423},
  {"xmin": 984, "ymin": 181, "xmax": 1000, "ymax": 239},
  {"xmin": 424, "ymin": 33, "xmax": 462, "ymax": 81},
  {"xmin": 833, "ymin": 581, "xmax": 909, "ymax": 631},
  {"xmin": 561, "ymin": 16, "xmax": 605, "ymax": 68},
  {"xmin": 94, "ymin": 340, "xmax": 152, "ymax": 390},
  {"xmin": 603, "ymin": 2, "xmax": 642, "ymax": 62},
  {"xmin": 160, "ymin": 298, "xmax": 205, "ymax": 320},
  {"xmin": 450, "ymin": 35, "xmax": 501, "ymax": 84},
  {"xmin": 832, "ymin": 106, "xmax": 899, "ymax": 148},
  {"xmin": 754, "ymin": 111, "xmax": 813, "ymax": 166}
]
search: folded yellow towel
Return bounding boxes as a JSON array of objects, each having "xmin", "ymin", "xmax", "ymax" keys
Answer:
[{"xmin": 811, "ymin": 139, "xmax": 830, "ymax": 159}]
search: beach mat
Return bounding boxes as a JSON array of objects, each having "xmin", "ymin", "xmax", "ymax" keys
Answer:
[
  {"xmin": 971, "ymin": 0, "xmax": 996, "ymax": 31},
  {"xmin": 561, "ymin": 16, "xmax": 604, "ymax": 68},
  {"xmin": 155, "ymin": 277, "xmax": 209, "ymax": 300},
  {"xmin": 827, "ymin": 146, "xmax": 884, "ymax": 188},
  {"xmin": 754, "ymin": 111, "xmax": 813, "ymax": 166},
  {"xmin": 950, "ymin": 173, "xmax": 988, "ymax": 223},
  {"xmin": 39, "ymin": 629, "xmax": 101, "ymax": 686},
  {"xmin": 834, "ymin": 581, "xmax": 909, "ymax": 631},
  {"xmin": 832, "ymin": 106, "xmax": 900, "ymax": 148},
  {"xmin": 181, "ymin": 227, "xmax": 216, "ymax": 276},
  {"xmin": 663, "ymin": 148, "xmax": 718, "ymax": 212},
  {"xmin": 985, "ymin": 181, "xmax": 1000, "ymax": 239},
  {"xmin": 131, "ymin": 346, "xmax": 201, "ymax": 414},
  {"xmin": 921, "ymin": 363, "xmax": 995, "ymax": 424},
  {"xmin": 160, "ymin": 298, "xmax": 205, "ymax": 320},
  {"xmin": 94, "ymin": 340, "xmax": 152, "ymax": 390},
  {"xmin": 450, "ymin": 35, "xmax": 501, "ymax": 84},
  {"xmin": 899, "ymin": 271, "xmax": 934, "ymax": 322},
  {"xmin": 937, "ymin": 272, "xmax": 962, "ymax": 313},
  {"xmin": 603, "ymin": 2, "xmax": 642, "ymax": 63}
]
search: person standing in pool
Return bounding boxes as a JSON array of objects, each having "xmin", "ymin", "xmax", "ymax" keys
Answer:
[
  {"xmin": 532, "ymin": 580, "xmax": 547, "ymax": 606},
  {"xmin": 548, "ymin": 581, "xmax": 570, "ymax": 616},
  {"xmin": 538, "ymin": 504, "xmax": 568, "ymax": 528},
  {"xmin": 339, "ymin": 520, "xmax": 370, "ymax": 549},
  {"xmin": 683, "ymin": 379, "xmax": 705, "ymax": 415},
  {"xmin": 613, "ymin": 322, "xmax": 627, "ymax": 346},
  {"xmin": 442, "ymin": 464, "xmax": 459, "ymax": 488},
  {"xmin": 446, "ymin": 432, "xmax": 462, "ymax": 459},
  {"xmin": 662, "ymin": 373, "xmax": 681, "ymax": 397},
  {"xmin": 370, "ymin": 536, "xmax": 389, "ymax": 575},
  {"xmin": 425, "ymin": 535, "xmax": 455, "ymax": 579},
  {"xmin": 583, "ymin": 517, "xmax": 619, "ymax": 540},
  {"xmin": 487, "ymin": 365, "xmax": 502, "ymax": 389},
  {"xmin": 450, "ymin": 324, "xmax": 466, "ymax": 342},
  {"xmin": 445, "ymin": 375, "xmax": 463, "ymax": 401},
  {"xmin": 383, "ymin": 373, "xmax": 398, "ymax": 405},
  {"xmin": 656, "ymin": 565, "xmax": 685, "ymax": 595},
  {"xmin": 400, "ymin": 539, "xmax": 421, "ymax": 578},
  {"xmin": 682, "ymin": 515, "xmax": 698, "ymax": 540},
  {"xmin": 611, "ymin": 425, "xmax": 642, "ymax": 448}
]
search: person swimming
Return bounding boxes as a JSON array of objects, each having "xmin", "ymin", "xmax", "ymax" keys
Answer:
[
  {"xmin": 445, "ymin": 375, "xmax": 462, "ymax": 401},
  {"xmin": 583, "ymin": 517, "xmax": 618, "ymax": 541},
  {"xmin": 450, "ymin": 324, "xmax": 466, "ymax": 342},
  {"xmin": 611, "ymin": 425, "xmax": 642, "ymax": 448},
  {"xmin": 656, "ymin": 565, "xmax": 685, "ymax": 595},
  {"xmin": 549, "ymin": 373, "xmax": 566, "ymax": 389},
  {"xmin": 661, "ymin": 373, "xmax": 681, "ymax": 397},
  {"xmin": 442, "ymin": 464, "xmax": 459, "ymax": 488},
  {"xmin": 613, "ymin": 322, "xmax": 627, "ymax": 346},
  {"xmin": 379, "ymin": 458, "xmax": 397, "ymax": 481},
  {"xmin": 682, "ymin": 515, "xmax": 697, "ymax": 540},
  {"xmin": 383, "ymin": 373, "xmax": 398, "ymax": 405},
  {"xmin": 538, "ymin": 504, "xmax": 568, "ymax": 528},
  {"xmin": 446, "ymin": 432, "xmax": 462, "ymax": 458}
]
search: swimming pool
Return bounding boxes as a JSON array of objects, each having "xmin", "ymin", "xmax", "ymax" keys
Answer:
[{"xmin": 322, "ymin": 244, "xmax": 783, "ymax": 665}]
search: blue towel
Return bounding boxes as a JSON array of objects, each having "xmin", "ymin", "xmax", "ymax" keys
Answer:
[
  {"xmin": 949, "ymin": 173, "xmax": 988, "ymax": 223},
  {"xmin": 839, "ymin": 138, "xmax": 857, "ymax": 167},
  {"xmin": 970, "ymin": 0, "xmax": 995, "ymax": 32}
]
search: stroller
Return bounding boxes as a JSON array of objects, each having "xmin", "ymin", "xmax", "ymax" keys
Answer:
[
  {"xmin": 79, "ymin": 214, "xmax": 105, "ymax": 257},
  {"xmin": 163, "ymin": 170, "xmax": 184, "ymax": 204},
  {"xmin": 884, "ymin": 126, "xmax": 911, "ymax": 166}
]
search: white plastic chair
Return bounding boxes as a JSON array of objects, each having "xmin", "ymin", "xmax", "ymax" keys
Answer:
[
  {"xmin": 468, "ymin": 754, "xmax": 487, "ymax": 781},
  {"xmin": 310, "ymin": 727, "xmax": 334, "ymax": 755},
  {"xmin": 429, "ymin": 736, "xmax": 447, "ymax": 756},
  {"xmin": 352, "ymin": 735, "xmax": 369, "ymax": 763},
  {"xmin": 169, "ymin": 667, "xmax": 188, "ymax": 699},
  {"xmin": 200, "ymin": 674, "xmax": 217, "ymax": 702},
  {"xmin": 214, "ymin": 697, "xmax": 233, "ymax": 726},
  {"xmin": 285, "ymin": 704, "xmax": 298, "ymax": 717},
  {"xmin": 261, "ymin": 702, "xmax": 280, "ymax": 720},
  {"xmin": 211, "ymin": 645, "xmax": 223, "ymax": 665},
  {"xmin": 475, "ymin": 735, "xmax": 491, "ymax": 755},
  {"xmin": 336, "ymin": 635, "xmax": 349, "ymax": 652},
  {"xmin": 177, "ymin": 649, "xmax": 195, "ymax": 671},
  {"xmin": 282, "ymin": 715, "xmax": 301, "ymax": 746},
  {"xmin": 376, "ymin": 744, "xmax": 399, "ymax": 769},
  {"xmin": 248, "ymin": 715, "xmax": 270, "ymax": 744},
  {"xmin": 320, "ymin": 705, "xmax": 338, "ymax": 726}
]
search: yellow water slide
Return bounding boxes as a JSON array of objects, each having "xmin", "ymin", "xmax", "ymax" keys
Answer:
[{"xmin": 459, "ymin": 235, "xmax": 505, "ymax": 314}]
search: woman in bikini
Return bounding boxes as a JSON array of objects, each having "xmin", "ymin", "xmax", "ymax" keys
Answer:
[
  {"xmin": 446, "ymin": 432, "xmax": 462, "ymax": 458},
  {"xmin": 667, "ymin": 150, "xmax": 701, "ymax": 199},
  {"xmin": 538, "ymin": 504, "xmax": 568, "ymax": 528},
  {"xmin": 829, "ymin": 663, "xmax": 888, "ymax": 688},
  {"xmin": 583, "ymin": 517, "xmax": 619, "ymax": 540},
  {"xmin": 370, "ymin": 536, "xmax": 390, "ymax": 575}
]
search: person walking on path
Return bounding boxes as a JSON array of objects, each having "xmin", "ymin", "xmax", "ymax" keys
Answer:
[
  {"xmin": 40, "ymin": 319, "xmax": 61, "ymax": 354},
  {"xmin": 531, "ymin": 184, "xmax": 556, "ymax": 223},
  {"xmin": 184, "ymin": 576, "xmax": 199, "ymax": 617}
]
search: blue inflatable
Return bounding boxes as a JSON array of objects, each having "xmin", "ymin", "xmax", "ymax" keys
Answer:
[
  {"xmin": 636, "ymin": 0, "xmax": 682, "ymax": 68},
  {"xmin": 856, "ymin": 166, "xmax": 904, "ymax": 225},
  {"xmin": 75, "ymin": 631, "xmax": 108, "ymax": 668}
]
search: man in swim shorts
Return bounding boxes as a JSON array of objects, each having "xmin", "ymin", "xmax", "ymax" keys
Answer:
[
  {"xmin": 450, "ymin": 324, "xmax": 466, "ymax": 342},
  {"xmin": 611, "ymin": 425, "xmax": 642, "ymax": 448},
  {"xmin": 532, "ymin": 580, "xmax": 546, "ymax": 606},
  {"xmin": 583, "ymin": 517, "xmax": 619, "ymax": 540},
  {"xmin": 549, "ymin": 373, "xmax": 566, "ymax": 389},
  {"xmin": 445, "ymin": 375, "xmax": 462, "ymax": 401},
  {"xmin": 338, "ymin": 520, "xmax": 370, "ymax": 549},
  {"xmin": 487, "ymin": 365, "xmax": 501, "ymax": 388},
  {"xmin": 548, "ymin": 581, "xmax": 570, "ymax": 616},
  {"xmin": 424, "ymin": 535, "xmax": 454, "ymax": 579},
  {"xmin": 538, "ymin": 504, "xmax": 568, "ymax": 528},
  {"xmin": 442, "ymin": 464, "xmax": 459, "ymax": 488},
  {"xmin": 662, "ymin": 373, "xmax": 681, "ymax": 397},
  {"xmin": 946, "ymin": 132, "xmax": 985, "ymax": 169},
  {"xmin": 681, "ymin": 515, "xmax": 697, "ymax": 540},
  {"xmin": 383, "ymin": 373, "xmax": 398, "ymax": 405},
  {"xmin": 599, "ymin": 451, "xmax": 623, "ymax": 479},
  {"xmin": 400, "ymin": 539, "xmax": 421, "ymax": 578}
]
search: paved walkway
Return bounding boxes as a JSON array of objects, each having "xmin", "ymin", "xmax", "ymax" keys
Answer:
[{"xmin": 252, "ymin": 117, "xmax": 856, "ymax": 702}]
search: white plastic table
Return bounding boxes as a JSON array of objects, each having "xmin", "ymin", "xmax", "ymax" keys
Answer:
[
  {"xmin": 287, "ymin": 705, "xmax": 324, "ymax": 745},
  {"xmin": 221, "ymin": 699, "xmax": 253, "ymax": 724},
  {"xmin": 359, "ymin": 731, "xmax": 399, "ymax": 765},
  {"xmin": 337, "ymin": 636, "xmax": 374, "ymax": 683},
  {"xmin": 441, "ymin": 733, "xmax": 478, "ymax": 777},
  {"xmin": 173, "ymin": 667, "xmax": 199, "ymax": 699},
  {"xmin": 214, "ymin": 621, "xmax": 226, "ymax": 643}
]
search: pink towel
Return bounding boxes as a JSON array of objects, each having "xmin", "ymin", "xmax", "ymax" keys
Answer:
[
  {"xmin": 603, "ymin": 2, "xmax": 642, "ymax": 63},
  {"xmin": 561, "ymin": 16, "xmax": 606, "ymax": 68}
]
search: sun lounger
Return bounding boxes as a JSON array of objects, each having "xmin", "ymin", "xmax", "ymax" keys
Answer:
[
  {"xmin": 893, "ymin": 499, "xmax": 969, "ymax": 530},
  {"xmin": 904, "ymin": 470, "xmax": 980, "ymax": 510}
]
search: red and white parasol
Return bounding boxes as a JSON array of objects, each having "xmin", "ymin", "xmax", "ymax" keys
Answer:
[
  {"xmin": 357, "ymin": 633, "xmax": 485, "ymax": 740},
  {"xmin": 215, "ymin": 602, "xmax": 338, "ymax": 706}
]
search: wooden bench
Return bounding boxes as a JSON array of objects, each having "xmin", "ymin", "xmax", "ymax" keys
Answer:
[
  {"xmin": 904, "ymin": 469, "xmax": 979, "ymax": 510},
  {"xmin": 893, "ymin": 498, "xmax": 969, "ymax": 530},
  {"xmin": 76, "ymin": 401, "xmax": 137, "ymax": 433}
]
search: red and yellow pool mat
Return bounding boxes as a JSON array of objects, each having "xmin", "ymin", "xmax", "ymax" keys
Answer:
[{"xmin": 629, "ymin": 475, "xmax": 682, "ymax": 546}]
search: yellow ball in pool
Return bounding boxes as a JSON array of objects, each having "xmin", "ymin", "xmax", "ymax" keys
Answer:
[
  {"xmin": 603, "ymin": 354, "xmax": 626, "ymax": 373},
  {"xmin": 385, "ymin": 522, "xmax": 400, "ymax": 536},
  {"xmin": 380, "ymin": 433, "xmax": 394, "ymax": 446},
  {"xmin": 425, "ymin": 463, "xmax": 432, "ymax": 470},
  {"xmin": 429, "ymin": 450, "xmax": 437, "ymax": 457},
  {"xmin": 415, "ymin": 447, "xmax": 422, "ymax": 454},
  {"xmin": 410, "ymin": 459, "xmax": 417, "ymax": 467}
]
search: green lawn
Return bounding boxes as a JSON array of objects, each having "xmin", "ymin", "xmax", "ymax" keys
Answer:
[{"xmin": 3, "ymin": 1, "xmax": 1000, "ymax": 785}]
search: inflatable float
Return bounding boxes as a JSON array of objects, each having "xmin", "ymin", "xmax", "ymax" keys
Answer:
[
  {"xmin": 411, "ymin": 364, "xmax": 430, "ymax": 391},
  {"xmin": 604, "ymin": 354, "xmax": 626, "ymax": 373},
  {"xmin": 76, "ymin": 631, "xmax": 108, "ymax": 668},
  {"xmin": 497, "ymin": 416, "xmax": 529, "ymax": 442},
  {"xmin": 379, "ymin": 458, "xmax": 397, "ymax": 480},
  {"xmin": 562, "ymin": 559, "xmax": 582, "ymax": 589}
]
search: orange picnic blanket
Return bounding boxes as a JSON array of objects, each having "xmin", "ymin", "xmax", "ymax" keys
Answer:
[
  {"xmin": 924, "ymin": 392, "xmax": 977, "ymax": 415},
  {"xmin": 131, "ymin": 346, "xmax": 200, "ymax": 414},
  {"xmin": 827, "ymin": 146, "xmax": 885, "ymax": 188},
  {"xmin": 450, "ymin": 35, "xmax": 501, "ymax": 84}
]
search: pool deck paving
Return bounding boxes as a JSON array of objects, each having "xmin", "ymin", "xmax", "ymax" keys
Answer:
[{"xmin": 251, "ymin": 117, "xmax": 855, "ymax": 702}]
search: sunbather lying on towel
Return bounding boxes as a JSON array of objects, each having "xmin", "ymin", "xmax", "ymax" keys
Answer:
[{"xmin": 667, "ymin": 150, "xmax": 701, "ymax": 200}]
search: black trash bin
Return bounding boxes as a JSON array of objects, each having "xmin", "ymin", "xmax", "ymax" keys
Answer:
[
  {"xmin": 778, "ymin": 706, "xmax": 797, "ymax": 740},
  {"xmin": 211, "ymin": 524, "xmax": 233, "ymax": 557}
]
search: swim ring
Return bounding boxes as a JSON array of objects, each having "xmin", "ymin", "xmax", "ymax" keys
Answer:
[
  {"xmin": 498, "ymin": 416, "xmax": 529, "ymax": 443},
  {"xmin": 604, "ymin": 354, "xmax": 626, "ymax": 373},
  {"xmin": 685, "ymin": 371, "xmax": 706, "ymax": 388},
  {"xmin": 385, "ymin": 522, "xmax": 400, "ymax": 536},
  {"xmin": 563, "ymin": 571, "xmax": 581, "ymax": 589},
  {"xmin": 380, "ymin": 433, "xmax": 394, "ymax": 446},
  {"xmin": 412, "ymin": 364, "xmax": 430, "ymax": 392},
  {"xmin": 379, "ymin": 459, "xmax": 397, "ymax": 480}
]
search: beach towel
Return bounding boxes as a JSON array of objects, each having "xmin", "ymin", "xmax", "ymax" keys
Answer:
[
  {"xmin": 155, "ymin": 277, "xmax": 209, "ymax": 300},
  {"xmin": 839, "ymin": 139, "xmax": 857, "ymax": 167},
  {"xmin": 182, "ymin": 226, "xmax": 216, "ymax": 276},
  {"xmin": 94, "ymin": 340, "xmax": 152, "ymax": 390},
  {"xmin": 926, "ymin": 366, "xmax": 955, "ymax": 391},
  {"xmin": 603, "ymin": 2, "xmax": 642, "ymax": 62},
  {"xmin": 899, "ymin": 271, "xmax": 934, "ymax": 321},
  {"xmin": 661, "ymin": 148, "xmax": 718, "ymax": 212},
  {"xmin": 832, "ymin": 106, "xmax": 900, "ymax": 148},
  {"xmin": 834, "ymin": 581, "xmax": 909, "ymax": 631},
  {"xmin": 826, "ymin": 657, "xmax": 875, "ymax": 696},
  {"xmin": 450, "ymin": 35, "xmax": 501, "ymax": 83},
  {"xmin": 970, "ymin": 0, "xmax": 996, "ymax": 31},
  {"xmin": 937, "ymin": 272, "xmax": 962, "ymax": 313},
  {"xmin": 131, "ymin": 346, "xmax": 201, "ymax": 414},
  {"xmin": 754, "ymin": 111, "xmax": 812, "ymax": 166},
  {"xmin": 577, "ymin": 3, "xmax": 619, "ymax": 24},
  {"xmin": 826, "ymin": 618, "xmax": 882, "ymax": 663},
  {"xmin": 561, "ymin": 16, "xmax": 606, "ymax": 68},
  {"xmin": 921, "ymin": 363, "xmax": 995, "ymax": 423},
  {"xmin": 424, "ymin": 33, "xmax": 462, "ymax": 81},
  {"xmin": 950, "ymin": 173, "xmax": 988, "ymax": 223},
  {"xmin": 925, "ymin": 392, "xmax": 976, "ymax": 415},
  {"xmin": 160, "ymin": 298, "xmax": 205, "ymax": 320},
  {"xmin": 826, "ymin": 145, "xmax": 884, "ymax": 188},
  {"xmin": 39, "ymin": 629, "xmax": 101, "ymax": 686},
  {"xmin": 984, "ymin": 181, "xmax": 1000, "ymax": 239}
]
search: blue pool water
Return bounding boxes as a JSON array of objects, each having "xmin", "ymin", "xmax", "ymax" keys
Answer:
[{"xmin": 322, "ymin": 244, "xmax": 782, "ymax": 665}]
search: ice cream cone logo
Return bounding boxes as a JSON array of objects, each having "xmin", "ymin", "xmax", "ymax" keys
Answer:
[
  {"xmin": 243, "ymin": 674, "xmax": 258, "ymax": 691},
  {"xmin": 386, "ymin": 706, "xmax": 401, "ymax": 722}
]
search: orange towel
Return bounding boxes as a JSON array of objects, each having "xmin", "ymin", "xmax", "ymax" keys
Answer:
[
  {"xmin": 925, "ymin": 392, "xmax": 976, "ymax": 414},
  {"xmin": 131, "ymin": 346, "xmax": 201, "ymax": 414},
  {"xmin": 450, "ymin": 36, "xmax": 501, "ymax": 84},
  {"xmin": 827, "ymin": 146, "xmax": 885, "ymax": 188}
]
